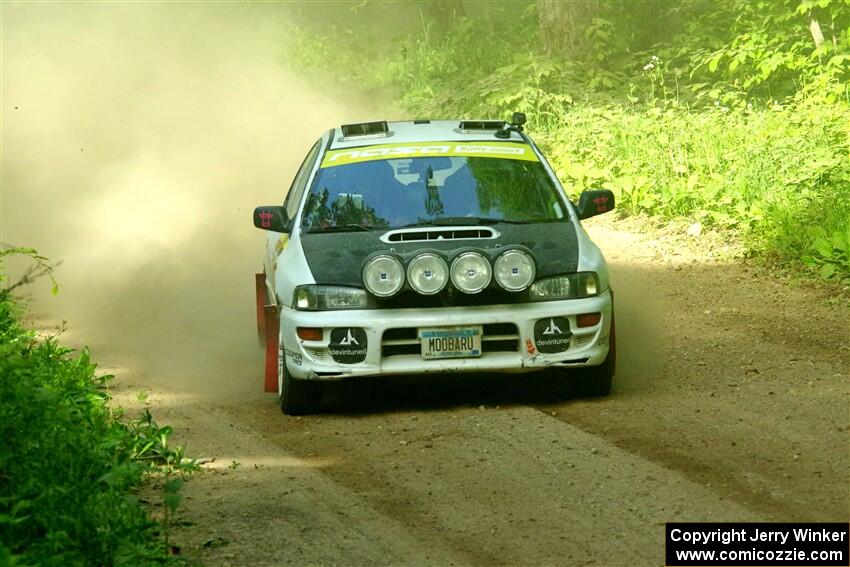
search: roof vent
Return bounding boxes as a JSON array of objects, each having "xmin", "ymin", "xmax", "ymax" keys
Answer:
[
  {"xmin": 340, "ymin": 121, "xmax": 390, "ymax": 138},
  {"xmin": 458, "ymin": 120, "xmax": 506, "ymax": 132}
]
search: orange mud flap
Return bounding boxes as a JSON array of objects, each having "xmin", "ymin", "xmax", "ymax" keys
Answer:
[
  {"xmin": 255, "ymin": 273, "xmax": 267, "ymax": 346},
  {"xmin": 609, "ymin": 289, "xmax": 616, "ymax": 376},
  {"xmin": 263, "ymin": 304, "xmax": 279, "ymax": 393},
  {"xmin": 609, "ymin": 313, "xmax": 617, "ymax": 376}
]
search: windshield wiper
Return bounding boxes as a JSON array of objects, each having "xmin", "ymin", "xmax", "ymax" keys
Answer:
[
  {"xmin": 400, "ymin": 217, "xmax": 533, "ymax": 228},
  {"xmin": 307, "ymin": 224, "xmax": 375, "ymax": 233}
]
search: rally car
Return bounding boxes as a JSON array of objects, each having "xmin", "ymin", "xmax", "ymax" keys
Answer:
[{"xmin": 253, "ymin": 114, "xmax": 616, "ymax": 414}]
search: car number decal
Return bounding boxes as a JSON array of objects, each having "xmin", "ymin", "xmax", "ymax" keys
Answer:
[{"xmin": 320, "ymin": 141, "xmax": 539, "ymax": 168}]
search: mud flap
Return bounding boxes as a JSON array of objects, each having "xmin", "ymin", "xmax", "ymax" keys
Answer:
[
  {"xmin": 610, "ymin": 288, "xmax": 616, "ymax": 376},
  {"xmin": 255, "ymin": 273, "xmax": 267, "ymax": 346},
  {"xmin": 263, "ymin": 305, "xmax": 279, "ymax": 393},
  {"xmin": 609, "ymin": 313, "xmax": 617, "ymax": 376}
]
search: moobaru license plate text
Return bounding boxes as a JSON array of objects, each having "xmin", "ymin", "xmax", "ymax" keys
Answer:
[{"xmin": 419, "ymin": 326, "xmax": 482, "ymax": 359}]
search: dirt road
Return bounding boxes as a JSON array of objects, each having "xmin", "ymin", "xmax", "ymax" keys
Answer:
[{"xmin": 93, "ymin": 217, "xmax": 848, "ymax": 567}]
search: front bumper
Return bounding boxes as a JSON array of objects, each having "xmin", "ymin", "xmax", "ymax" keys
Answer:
[{"xmin": 280, "ymin": 291, "xmax": 612, "ymax": 380}]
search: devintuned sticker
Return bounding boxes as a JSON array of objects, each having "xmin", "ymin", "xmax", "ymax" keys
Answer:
[
  {"xmin": 533, "ymin": 317, "xmax": 572, "ymax": 354},
  {"xmin": 329, "ymin": 328, "xmax": 368, "ymax": 364}
]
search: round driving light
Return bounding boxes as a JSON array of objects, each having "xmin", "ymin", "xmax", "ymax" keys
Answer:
[
  {"xmin": 363, "ymin": 255, "xmax": 404, "ymax": 297},
  {"xmin": 407, "ymin": 253, "xmax": 448, "ymax": 295},
  {"xmin": 450, "ymin": 252, "xmax": 492, "ymax": 294},
  {"xmin": 494, "ymin": 250, "xmax": 536, "ymax": 292}
]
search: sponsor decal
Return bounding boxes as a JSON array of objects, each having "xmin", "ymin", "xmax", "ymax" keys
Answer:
[
  {"xmin": 329, "ymin": 327, "xmax": 368, "ymax": 364},
  {"xmin": 274, "ymin": 234, "xmax": 289, "ymax": 255},
  {"xmin": 258, "ymin": 210, "xmax": 273, "ymax": 228},
  {"xmin": 533, "ymin": 317, "xmax": 572, "ymax": 354},
  {"xmin": 272, "ymin": 234, "xmax": 289, "ymax": 273},
  {"xmin": 284, "ymin": 348, "xmax": 303, "ymax": 366},
  {"xmin": 320, "ymin": 141, "xmax": 539, "ymax": 168}
]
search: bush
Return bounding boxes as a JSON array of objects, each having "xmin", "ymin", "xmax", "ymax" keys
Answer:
[
  {"xmin": 0, "ymin": 262, "xmax": 194, "ymax": 565},
  {"xmin": 534, "ymin": 84, "xmax": 850, "ymax": 278}
]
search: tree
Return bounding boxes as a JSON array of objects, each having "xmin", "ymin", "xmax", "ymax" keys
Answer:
[{"xmin": 538, "ymin": 0, "xmax": 600, "ymax": 57}]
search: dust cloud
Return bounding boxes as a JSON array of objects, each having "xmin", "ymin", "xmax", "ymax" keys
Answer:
[
  {"xmin": 1, "ymin": 3, "xmax": 660, "ymax": 403},
  {"xmin": 1, "ymin": 3, "xmax": 373, "ymax": 397}
]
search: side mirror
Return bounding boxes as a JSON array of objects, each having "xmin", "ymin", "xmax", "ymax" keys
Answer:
[
  {"xmin": 253, "ymin": 206, "xmax": 290, "ymax": 232},
  {"xmin": 576, "ymin": 190, "xmax": 615, "ymax": 220}
]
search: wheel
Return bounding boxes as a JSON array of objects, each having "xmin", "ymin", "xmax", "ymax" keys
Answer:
[
  {"xmin": 277, "ymin": 336, "xmax": 321, "ymax": 415},
  {"xmin": 571, "ymin": 313, "xmax": 616, "ymax": 398},
  {"xmin": 572, "ymin": 352, "xmax": 613, "ymax": 397}
]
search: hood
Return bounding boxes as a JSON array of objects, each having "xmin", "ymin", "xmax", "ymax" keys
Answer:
[{"xmin": 299, "ymin": 221, "xmax": 579, "ymax": 289}]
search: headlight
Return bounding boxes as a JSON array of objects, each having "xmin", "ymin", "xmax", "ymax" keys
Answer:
[
  {"xmin": 293, "ymin": 285, "xmax": 368, "ymax": 310},
  {"xmin": 450, "ymin": 252, "xmax": 491, "ymax": 294},
  {"xmin": 362, "ymin": 255, "xmax": 404, "ymax": 297},
  {"xmin": 407, "ymin": 253, "xmax": 448, "ymax": 295},
  {"xmin": 529, "ymin": 272, "xmax": 600, "ymax": 301},
  {"xmin": 494, "ymin": 250, "xmax": 536, "ymax": 292}
]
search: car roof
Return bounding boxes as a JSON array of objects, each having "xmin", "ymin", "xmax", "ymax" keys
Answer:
[{"xmin": 327, "ymin": 119, "xmax": 527, "ymax": 150}]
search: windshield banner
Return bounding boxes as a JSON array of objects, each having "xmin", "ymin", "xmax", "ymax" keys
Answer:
[{"xmin": 320, "ymin": 141, "xmax": 540, "ymax": 168}]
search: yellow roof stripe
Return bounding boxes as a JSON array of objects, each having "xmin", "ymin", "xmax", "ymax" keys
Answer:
[{"xmin": 320, "ymin": 141, "xmax": 538, "ymax": 168}]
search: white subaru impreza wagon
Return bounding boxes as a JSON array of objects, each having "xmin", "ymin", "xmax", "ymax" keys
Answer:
[{"xmin": 253, "ymin": 114, "xmax": 616, "ymax": 414}]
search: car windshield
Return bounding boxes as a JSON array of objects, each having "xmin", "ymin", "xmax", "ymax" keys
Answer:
[{"xmin": 301, "ymin": 156, "xmax": 566, "ymax": 232}]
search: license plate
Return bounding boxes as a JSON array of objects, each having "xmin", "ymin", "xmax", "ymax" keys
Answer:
[{"xmin": 419, "ymin": 326, "xmax": 482, "ymax": 360}]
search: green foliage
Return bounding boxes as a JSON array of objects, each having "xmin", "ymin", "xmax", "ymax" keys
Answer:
[
  {"xmin": 0, "ymin": 247, "xmax": 59, "ymax": 297},
  {"xmin": 0, "ymin": 260, "xmax": 197, "ymax": 565},
  {"xmin": 287, "ymin": 2, "xmax": 850, "ymax": 279},
  {"xmin": 535, "ymin": 89, "xmax": 850, "ymax": 277},
  {"xmin": 677, "ymin": 0, "xmax": 850, "ymax": 105}
]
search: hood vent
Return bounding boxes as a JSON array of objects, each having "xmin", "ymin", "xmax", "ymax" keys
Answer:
[{"xmin": 381, "ymin": 226, "xmax": 499, "ymax": 243}]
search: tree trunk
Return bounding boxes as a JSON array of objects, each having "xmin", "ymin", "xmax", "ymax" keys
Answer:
[
  {"xmin": 539, "ymin": 0, "xmax": 600, "ymax": 57},
  {"xmin": 809, "ymin": 18, "xmax": 825, "ymax": 49},
  {"xmin": 421, "ymin": 0, "xmax": 466, "ymax": 27}
]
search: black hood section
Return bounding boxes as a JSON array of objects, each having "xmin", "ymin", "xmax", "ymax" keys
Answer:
[{"xmin": 300, "ymin": 222, "xmax": 579, "ymax": 293}]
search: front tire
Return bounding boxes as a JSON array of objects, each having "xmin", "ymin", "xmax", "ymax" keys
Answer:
[
  {"xmin": 571, "ymin": 313, "xmax": 616, "ymax": 398},
  {"xmin": 571, "ymin": 351, "xmax": 614, "ymax": 397},
  {"xmin": 277, "ymin": 340, "xmax": 321, "ymax": 415}
]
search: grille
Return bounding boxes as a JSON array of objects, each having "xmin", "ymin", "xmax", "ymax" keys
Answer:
[{"xmin": 381, "ymin": 323, "xmax": 519, "ymax": 358}]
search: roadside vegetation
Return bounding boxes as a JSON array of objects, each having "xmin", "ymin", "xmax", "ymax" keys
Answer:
[
  {"xmin": 0, "ymin": 249, "xmax": 197, "ymax": 566},
  {"xmin": 288, "ymin": 0, "xmax": 850, "ymax": 281}
]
